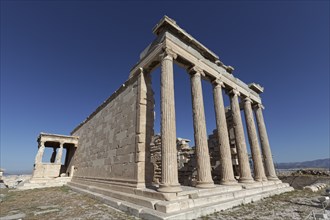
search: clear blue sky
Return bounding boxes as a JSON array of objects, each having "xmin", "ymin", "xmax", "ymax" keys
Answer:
[{"xmin": 1, "ymin": 1, "xmax": 329, "ymax": 173}]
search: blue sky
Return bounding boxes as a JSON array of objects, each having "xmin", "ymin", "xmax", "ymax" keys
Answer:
[{"xmin": 1, "ymin": 1, "xmax": 329, "ymax": 173}]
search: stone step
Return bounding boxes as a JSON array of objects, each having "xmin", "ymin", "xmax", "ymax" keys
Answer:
[
  {"xmin": 241, "ymin": 180, "xmax": 282, "ymax": 189},
  {"xmin": 28, "ymin": 177, "xmax": 71, "ymax": 184},
  {"xmin": 68, "ymin": 181, "xmax": 159, "ymax": 209},
  {"xmin": 70, "ymin": 178, "xmax": 137, "ymax": 194},
  {"xmin": 175, "ymin": 181, "xmax": 283, "ymax": 199},
  {"xmin": 154, "ymin": 182, "xmax": 291, "ymax": 213},
  {"xmin": 69, "ymin": 183, "xmax": 161, "ymax": 218},
  {"xmin": 29, "ymin": 178, "xmax": 53, "ymax": 184},
  {"xmin": 68, "ymin": 180, "xmax": 294, "ymax": 220},
  {"xmin": 161, "ymin": 186, "xmax": 294, "ymax": 220},
  {"xmin": 17, "ymin": 182, "xmax": 66, "ymax": 190},
  {"xmin": 69, "ymin": 179, "xmax": 180, "ymax": 201},
  {"xmin": 194, "ymin": 184, "xmax": 243, "ymax": 197},
  {"xmin": 17, "ymin": 177, "xmax": 72, "ymax": 190}
]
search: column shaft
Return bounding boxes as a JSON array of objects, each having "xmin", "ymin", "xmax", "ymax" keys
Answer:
[
  {"xmin": 254, "ymin": 104, "xmax": 278, "ymax": 180},
  {"xmin": 243, "ymin": 98, "xmax": 267, "ymax": 182},
  {"xmin": 55, "ymin": 143, "xmax": 64, "ymax": 164},
  {"xmin": 230, "ymin": 90, "xmax": 254, "ymax": 183},
  {"xmin": 213, "ymin": 81, "xmax": 237, "ymax": 185},
  {"xmin": 158, "ymin": 49, "xmax": 182, "ymax": 193},
  {"xmin": 190, "ymin": 68, "xmax": 214, "ymax": 188}
]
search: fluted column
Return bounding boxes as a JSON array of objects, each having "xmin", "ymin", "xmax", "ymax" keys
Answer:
[
  {"xmin": 55, "ymin": 142, "xmax": 64, "ymax": 164},
  {"xmin": 158, "ymin": 48, "xmax": 182, "ymax": 193},
  {"xmin": 212, "ymin": 80, "xmax": 237, "ymax": 185},
  {"xmin": 34, "ymin": 141, "xmax": 45, "ymax": 164},
  {"xmin": 254, "ymin": 104, "xmax": 278, "ymax": 180},
  {"xmin": 243, "ymin": 97, "xmax": 267, "ymax": 182},
  {"xmin": 229, "ymin": 89, "xmax": 254, "ymax": 183},
  {"xmin": 189, "ymin": 66, "xmax": 214, "ymax": 188}
]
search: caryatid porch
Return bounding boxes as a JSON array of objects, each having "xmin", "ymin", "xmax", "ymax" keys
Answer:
[
  {"xmin": 32, "ymin": 133, "xmax": 78, "ymax": 179},
  {"xmin": 130, "ymin": 16, "xmax": 278, "ymax": 192}
]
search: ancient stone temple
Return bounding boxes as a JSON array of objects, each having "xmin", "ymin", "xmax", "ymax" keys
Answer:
[{"xmin": 31, "ymin": 16, "xmax": 293, "ymax": 219}]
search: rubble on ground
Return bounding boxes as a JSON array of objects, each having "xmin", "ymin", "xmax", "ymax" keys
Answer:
[
  {"xmin": 304, "ymin": 183, "xmax": 328, "ymax": 192},
  {"xmin": 1, "ymin": 175, "xmax": 31, "ymax": 189},
  {"xmin": 291, "ymin": 169, "xmax": 330, "ymax": 177}
]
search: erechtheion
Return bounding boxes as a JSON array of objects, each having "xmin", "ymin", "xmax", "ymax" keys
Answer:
[{"xmin": 29, "ymin": 16, "xmax": 293, "ymax": 219}]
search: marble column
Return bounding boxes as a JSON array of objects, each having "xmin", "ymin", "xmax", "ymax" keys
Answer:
[
  {"xmin": 229, "ymin": 89, "xmax": 254, "ymax": 183},
  {"xmin": 254, "ymin": 104, "xmax": 278, "ymax": 181},
  {"xmin": 158, "ymin": 48, "xmax": 182, "ymax": 193},
  {"xmin": 189, "ymin": 66, "xmax": 214, "ymax": 188},
  {"xmin": 55, "ymin": 142, "xmax": 64, "ymax": 164},
  {"xmin": 212, "ymin": 80, "xmax": 237, "ymax": 185},
  {"xmin": 34, "ymin": 141, "xmax": 45, "ymax": 164},
  {"xmin": 243, "ymin": 97, "xmax": 267, "ymax": 182}
]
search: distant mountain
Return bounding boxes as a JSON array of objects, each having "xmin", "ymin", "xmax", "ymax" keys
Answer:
[{"xmin": 276, "ymin": 158, "xmax": 330, "ymax": 169}]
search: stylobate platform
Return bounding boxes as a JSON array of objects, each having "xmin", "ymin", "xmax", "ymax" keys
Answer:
[{"xmin": 68, "ymin": 180, "xmax": 293, "ymax": 220}]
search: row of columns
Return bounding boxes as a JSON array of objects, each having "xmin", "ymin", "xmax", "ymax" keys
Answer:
[
  {"xmin": 34, "ymin": 141, "xmax": 64, "ymax": 164},
  {"xmin": 157, "ymin": 49, "xmax": 278, "ymax": 193}
]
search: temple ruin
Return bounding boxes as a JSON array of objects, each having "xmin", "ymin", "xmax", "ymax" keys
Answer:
[{"xmin": 29, "ymin": 16, "xmax": 293, "ymax": 219}]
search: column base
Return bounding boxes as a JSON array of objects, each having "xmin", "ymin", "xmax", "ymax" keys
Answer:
[
  {"xmin": 195, "ymin": 181, "xmax": 215, "ymax": 188},
  {"xmin": 220, "ymin": 179, "xmax": 238, "ymax": 185},
  {"xmin": 267, "ymin": 176, "xmax": 279, "ymax": 181},
  {"xmin": 254, "ymin": 177, "xmax": 264, "ymax": 182},
  {"xmin": 157, "ymin": 184, "xmax": 182, "ymax": 193},
  {"xmin": 238, "ymin": 177, "xmax": 255, "ymax": 184},
  {"xmin": 262, "ymin": 177, "xmax": 268, "ymax": 182}
]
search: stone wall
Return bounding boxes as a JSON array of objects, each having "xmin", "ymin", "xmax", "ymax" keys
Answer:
[
  {"xmin": 150, "ymin": 135, "xmax": 195, "ymax": 185},
  {"xmin": 226, "ymin": 110, "xmax": 240, "ymax": 177},
  {"xmin": 177, "ymin": 141, "xmax": 197, "ymax": 186},
  {"xmin": 71, "ymin": 73, "xmax": 153, "ymax": 188},
  {"xmin": 33, "ymin": 164, "xmax": 61, "ymax": 178},
  {"xmin": 208, "ymin": 110, "xmax": 241, "ymax": 179},
  {"xmin": 149, "ymin": 109, "xmax": 241, "ymax": 186},
  {"xmin": 150, "ymin": 132, "xmax": 231, "ymax": 186}
]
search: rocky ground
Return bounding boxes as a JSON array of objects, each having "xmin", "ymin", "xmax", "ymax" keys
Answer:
[
  {"xmin": 0, "ymin": 187, "xmax": 138, "ymax": 220},
  {"xmin": 196, "ymin": 188, "xmax": 330, "ymax": 220}
]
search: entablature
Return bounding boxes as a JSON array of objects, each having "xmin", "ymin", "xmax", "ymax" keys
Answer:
[
  {"xmin": 38, "ymin": 132, "xmax": 79, "ymax": 146},
  {"xmin": 129, "ymin": 28, "xmax": 262, "ymax": 104}
]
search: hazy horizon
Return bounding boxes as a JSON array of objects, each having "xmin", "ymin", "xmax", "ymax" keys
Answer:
[{"xmin": 2, "ymin": 157, "xmax": 329, "ymax": 175}]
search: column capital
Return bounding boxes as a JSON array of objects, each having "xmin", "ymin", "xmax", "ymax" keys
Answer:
[
  {"xmin": 212, "ymin": 78, "xmax": 225, "ymax": 88},
  {"xmin": 59, "ymin": 142, "xmax": 64, "ymax": 147},
  {"xmin": 188, "ymin": 65, "xmax": 204, "ymax": 76},
  {"xmin": 228, "ymin": 88, "xmax": 240, "ymax": 97},
  {"xmin": 137, "ymin": 67, "xmax": 144, "ymax": 74},
  {"xmin": 160, "ymin": 47, "xmax": 177, "ymax": 60},
  {"xmin": 253, "ymin": 103, "xmax": 265, "ymax": 110},
  {"xmin": 243, "ymin": 97, "xmax": 252, "ymax": 103},
  {"xmin": 39, "ymin": 141, "xmax": 45, "ymax": 147},
  {"xmin": 131, "ymin": 67, "xmax": 147, "ymax": 76}
]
